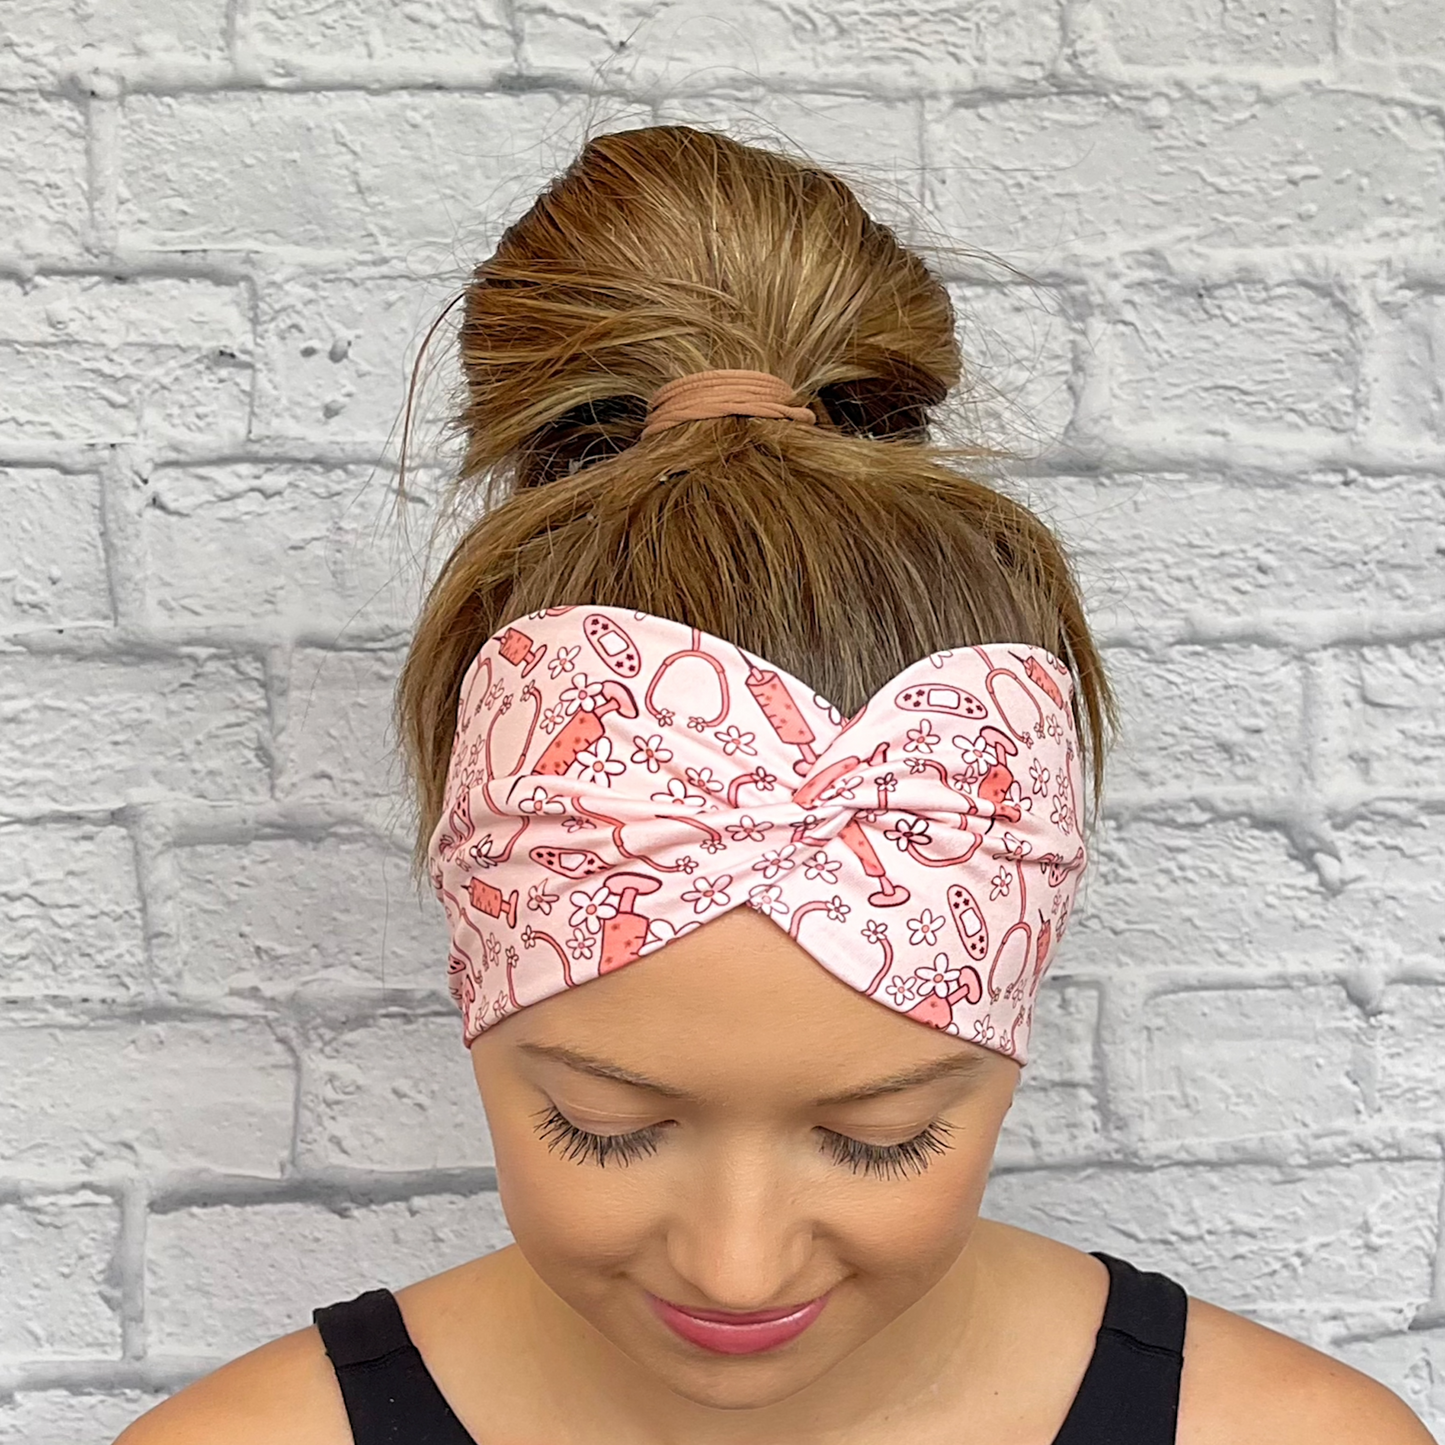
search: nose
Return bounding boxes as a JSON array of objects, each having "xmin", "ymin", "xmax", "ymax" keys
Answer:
[{"xmin": 664, "ymin": 1148, "xmax": 816, "ymax": 1310}]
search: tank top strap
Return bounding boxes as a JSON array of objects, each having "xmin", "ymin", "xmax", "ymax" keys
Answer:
[
  {"xmin": 1050, "ymin": 1251, "xmax": 1189, "ymax": 1445},
  {"xmin": 313, "ymin": 1289, "xmax": 475, "ymax": 1445}
]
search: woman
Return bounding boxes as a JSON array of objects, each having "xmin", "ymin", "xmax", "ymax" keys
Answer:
[{"xmin": 117, "ymin": 125, "xmax": 1435, "ymax": 1445}]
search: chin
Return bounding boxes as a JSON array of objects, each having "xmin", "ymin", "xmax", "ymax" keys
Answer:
[
  {"xmin": 628, "ymin": 1344, "xmax": 842, "ymax": 1411},
  {"xmin": 587, "ymin": 1299, "xmax": 865, "ymax": 1413}
]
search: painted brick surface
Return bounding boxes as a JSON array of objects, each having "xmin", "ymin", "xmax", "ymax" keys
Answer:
[
  {"xmin": 519, "ymin": 0, "xmax": 1063, "ymax": 85},
  {"xmin": 273, "ymin": 650, "xmax": 415, "ymax": 802},
  {"xmin": 249, "ymin": 0, "xmax": 512, "ymax": 59},
  {"xmin": 0, "ymin": 822, "xmax": 145, "ymax": 998},
  {"xmin": 0, "ymin": 1393, "xmax": 158, "ymax": 1445},
  {"xmin": 983, "ymin": 1159, "xmax": 1442, "ymax": 1306},
  {"xmin": 1095, "ymin": 0, "xmax": 1333, "ymax": 65},
  {"xmin": 251, "ymin": 271, "xmax": 454, "ymax": 442},
  {"xmin": 0, "ymin": 276, "xmax": 252, "ymax": 445},
  {"xmin": 0, "ymin": 653, "xmax": 270, "ymax": 808},
  {"xmin": 0, "ymin": 1194, "xmax": 122, "ymax": 1359},
  {"xmin": 298, "ymin": 1016, "xmax": 493, "ymax": 1172},
  {"xmin": 0, "ymin": 3, "xmax": 1442, "ymax": 1439},
  {"xmin": 0, "ymin": 467, "xmax": 110, "ymax": 627},
  {"xmin": 167, "ymin": 835, "xmax": 443, "ymax": 995},
  {"xmin": 1111, "ymin": 280, "xmax": 1357, "ymax": 439},
  {"xmin": 0, "ymin": 1022, "xmax": 295, "ymax": 1178},
  {"xmin": 922, "ymin": 91, "xmax": 1445, "ymax": 257},
  {"xmin": 1348, "ymin": 0, "xmax": 1445, "ymax": 61},
  {"xmin": 145, "ymin": 1194, "xmax": 513, "ymax": 1358},
  {"xmin": 0, "ymin": 96, "xmax": 88, "ymax": 256},
  {"xmin": 142, "ymin": 463, "xmax": 413, "ymax": 628},
  {"xmin": 118, "ymin": 92, "xmax": 584, "ymax": 257},
  {"xmin": 1025, "ymin": 474, "xmax": 1445, "ymax": 620}
]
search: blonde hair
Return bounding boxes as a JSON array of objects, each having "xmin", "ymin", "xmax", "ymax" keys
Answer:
[{"xmin": 395, "ymin": 123, "xmax": 1113, "ymax": 884}]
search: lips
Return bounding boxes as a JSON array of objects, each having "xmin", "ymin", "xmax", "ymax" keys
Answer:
[{"xmin": 648, "ymin": 1291, "xmax": 831, "ymax": 1355}]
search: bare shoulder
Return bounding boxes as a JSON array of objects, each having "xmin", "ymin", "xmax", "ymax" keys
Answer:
[
  {"xmin": 1180, "ymin": 1297, "xmax": 1437, "ymax": 1445},
  {"xmin": 111, "ymin": 1326, "xmax": 350, "ymax": 1445}
]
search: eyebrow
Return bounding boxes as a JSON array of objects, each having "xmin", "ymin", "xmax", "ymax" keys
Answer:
[{"xmin": 516, "ymin": 1042, "xmax": 990, "ymax": 1107}]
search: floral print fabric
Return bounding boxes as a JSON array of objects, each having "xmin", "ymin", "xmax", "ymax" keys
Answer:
[{"xmin": 428, "ymin": 606, "xmax": 1087, "ymax": 1066}]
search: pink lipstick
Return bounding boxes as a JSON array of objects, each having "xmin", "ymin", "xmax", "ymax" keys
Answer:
[{"xmin": 648, "ymin": 1291, "xmax": 830, "ymax": 1355}]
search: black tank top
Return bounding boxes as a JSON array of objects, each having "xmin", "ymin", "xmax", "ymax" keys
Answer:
[{"xmin": 313, "ymin": 1251, "xmax": 1188, "ymax": 1444}]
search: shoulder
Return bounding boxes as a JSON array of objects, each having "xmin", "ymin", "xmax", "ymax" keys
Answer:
[
  {"xmin": 1179, "ymin": 1297, "xmax": 1437, "ymax": 1445},
  {"xmin": 111, "ymin": 1326, "xmax": 351, "ymax": 1445},
  {"xmin": 983, "ymin": 1223, "xmax": 1435, "ymax": 1445}
]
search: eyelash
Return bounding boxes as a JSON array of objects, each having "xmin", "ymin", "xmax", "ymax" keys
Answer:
[{"xmin": 532, "ymin": 1106, "xmax": 955, "ymax": 1179}]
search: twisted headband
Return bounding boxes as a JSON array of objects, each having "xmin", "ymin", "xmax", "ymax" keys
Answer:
[{"xmin": 428, "ymin": 606, "xmax": 1086, "ymax": 1066}]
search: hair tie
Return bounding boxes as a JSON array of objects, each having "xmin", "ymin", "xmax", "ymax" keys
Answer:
[{"xmin": 641, "ymin": 369, "xmax": 818, "ymax": 439}]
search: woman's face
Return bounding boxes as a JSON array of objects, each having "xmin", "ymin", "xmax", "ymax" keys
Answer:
[{"xmin": 470, "ymin": 905, "xmax": 1018, "ymax": 1410}]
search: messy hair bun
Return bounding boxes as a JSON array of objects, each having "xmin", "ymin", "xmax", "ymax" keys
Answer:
[{"xmin": 395, "ymin": 123, "xmax": 1113, "ymax": 882}]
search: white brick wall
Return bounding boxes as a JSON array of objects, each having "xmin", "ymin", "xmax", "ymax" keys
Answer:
[{"xmin": 1, "ymin": 3, "xmax": 1443, "ymax": 1439}]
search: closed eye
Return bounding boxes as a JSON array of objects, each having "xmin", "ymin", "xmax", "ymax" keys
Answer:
[{"xmin": 531, "ymin": 1107, "xmax": 954, "ymax": 1178}]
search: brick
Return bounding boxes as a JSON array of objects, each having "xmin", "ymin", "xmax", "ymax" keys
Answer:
[
  {"xmin": 984, "ymin": 1160, "xmax": 1440, "ymax": 1307},
  {"xmin": 521, "ymin": 0, "xmax": 1061, "ymax": 86},
  {"xmin": 1371, "ymin": 290, "xmax": 1445, "ymax": 445},
  {"xmin": 1374, "ymin": 982, "xmax": 1445, "ymax": 1122},
  {"xmin": 997, "ymin": 982, "xmax": 1103, "ymax": 1164},
  {"xmin": 0, "ymin": 95, "xmax": 86, "ymax": 255},
  {"xmin": 274, "ymin": 650, "xmax": 405, "ymax": 802},
  {"xmin": 0, "ymin": 275, "xmax": 249, "ymax": 351},
  {"xmin": 118, "ymin": 91, "xmax": 586, "ymax": 256},
  {"xmin": 1068, "ymin": 817, "xmax": 1333, "ymax": 976},
  {"xmin": 1104, "ymin": 644, "xmax": 1305, "ymax": 794},
  {"xmin": 1078, "ymin": 810, "xmax": 1445, "ymax": 978},
  {"xmin": 146, "ymin": 1193, "xmax": 512, "ymax": 1357},
  {"xmin": 0, "ymin": 821, "xmax": 146, "ymax": 998},
  {"xmin": 0, "ymin": 1193, "xmax": 121, "ymax": 1359},
  {"xmin": 0, "ymin": 469, "xmax": 109, "ymax": 630},
  {"xmin": 170, "ymin": 834, "xmax": 449, "ymax": 995},
  {"xmin": 1331, "ymin": 1330, "xmax": 1445, "ymax": 1440},
  {"xmin": 0, "ymin": 0, "xmax": 227, "ymax": 64},
  {"xmin": 251, "ymin": 0, "xmax": 510, "ymax": 56},
  {"xmin": 0, "ymin": 652, "xmax": 269, "ymax": 808},
  {"xmin": 0, "ymin": 1392, "xmax": 159, "ymax": 1445},
  {"xmin": 1097, "ymin": 0, "xmax": 1332, "ymax": 65},
  {"xmin": 1024, "ymin": 474, "xmax": 1445, "ymax": 630},
  {"xmin": 0, "ymin": 275, "xmax": 252, "ymax": 446},
  {"xmin": 252, "ymin": 271, "xmax": 459, "ymax": 442},
  {"xmin": 1304, "ymin": 813, "xmax": 1445, "ymax": 964},
  {"xmin": 1086, "ymin": 814, "xmax": 1445, "ymax": 982},
  {"xmin": 144, "ymin": 464, "xmax": 420, "ymax": 631},
  {"xmin": 300, "ymin": 1016, "xmax": 492, "ymax": 1171},
  {"xmin": 948, "ymin": 282, "xmax": 1079, "ymax": 450},
  {"xmin": 923, "ymin": 91, "xmax": 1445, "ymax": 256},
  {"xmin": 1317, "ymin": 642, "xmax": 1445, "ymax": 795},
  {"xmin": 1348, "ymin": 0, "xmax": 1445, "ymax": 60},
  {"xmin": 1112, "ymin": 280, "xmax": 1355, "ymax": 439},
  {"xmin": 1140, "ymin": 984, "xmax": 1367, "ymax": 1140},
  {"xmin": 0, "ymin": 1022, "xmax": 294, "ymax": 1176}
]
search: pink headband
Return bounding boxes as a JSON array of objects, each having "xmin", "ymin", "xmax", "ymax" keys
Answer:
[{"xmin": 427, "ymin": 606, "xmax": 1087, "ymax": 1066}]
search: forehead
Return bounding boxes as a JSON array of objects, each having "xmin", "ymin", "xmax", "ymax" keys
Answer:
[{"xmin": 493, "ymin": 907, "xmax": 993, "ymax": 1097}]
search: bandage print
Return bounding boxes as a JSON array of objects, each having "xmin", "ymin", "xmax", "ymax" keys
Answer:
[{"xmin": 430, "ymin": 606, "xmax": 1086, "ymax": 1065}]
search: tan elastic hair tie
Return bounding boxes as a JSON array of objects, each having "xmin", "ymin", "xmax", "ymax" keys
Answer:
[{"xmin": 640, "ymin": 368, "xmax": 819, "ymax": 439}]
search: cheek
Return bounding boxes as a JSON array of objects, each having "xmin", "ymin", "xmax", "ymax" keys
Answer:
[
  {"xmin": 488, "ymin": 1108, "xmax": 654, "ymax": 1281},
  {"xmin": 841, "ymin": 1159, "xmax": 989, "ymax": 1281},
  {"xmin": 832, "ymin": 1106, "xmax": 1006, "ymax": 1288}
]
